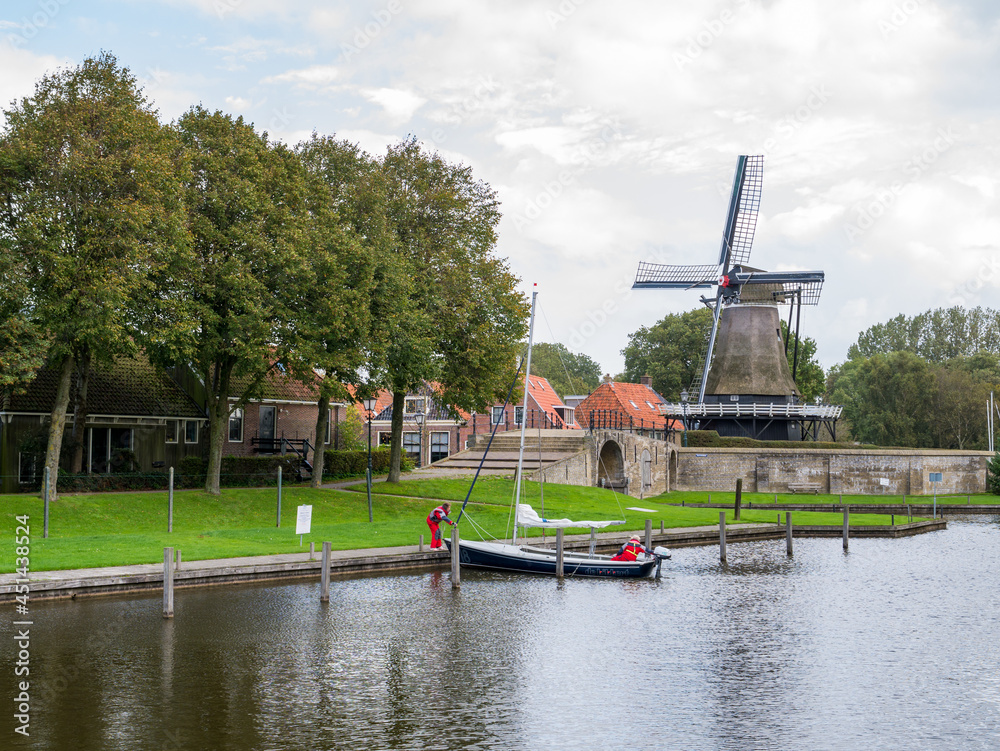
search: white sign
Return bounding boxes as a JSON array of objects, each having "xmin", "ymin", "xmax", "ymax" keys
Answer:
[
  {"xmin": 295, "ymin": 505, "xmax": 313, "ymax": 535},
  {"xmin": 879, "ymin": 478, "xmax": 890, "ymax": 486}
]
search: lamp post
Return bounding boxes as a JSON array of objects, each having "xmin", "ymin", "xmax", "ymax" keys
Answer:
[
  {"xmin": 680, "ymin": 389, "xmax": 689, "ymax": 447},
  {"xmin": 363, "ymin": 397, "xmax": 377, "ymax": 523},
  {"xmin": 414, "ymin": 412, "xmax": 425, "ymax": 468}
]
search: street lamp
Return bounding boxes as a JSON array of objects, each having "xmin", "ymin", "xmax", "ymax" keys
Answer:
[
  {"xmin": 414, "ymin": 412, "xmax": 425, "ymax": 468},
  {"xmin": 680, "ymin": 389, "xmax": 690, "ymax": 447},
  {"xmin": 363, "ymin": 397, "xmax": 377, "ymax": 523}
]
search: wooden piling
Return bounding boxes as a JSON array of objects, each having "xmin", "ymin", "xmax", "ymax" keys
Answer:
[
  {"xmin": 719, "ymin": 512, "xmax": 727, "ymax": 563},
  {"xmin": 168, "ymin": 467, "xmax": 174, "ymax": 533},
  {"xmin": 589, "ymin": 527, "xmax": 596, "ymax": 558},
  {"xmin": 644, "ymin": 519, "xmax": 652, "ymax": 551},
  {"xmin": 43, "ymin": 466, "xmax": 50, "ymax": 539},
  {"xmin": 309, "ymin": 542, "xmax": 314, "ymax": 561},
  {"xmin": 556, "ymin": 528, "xmax": 565, "ymax": 578},
  {"xmin": 175, "ymin": 550, "xmax": 181, "ymax": 570},
  {"xmin": 843, "ymin": 507, "xmax": 850, "ymax": 551},
  {"xmin": 163, "ymin": 547, "xmax": 174, "ymax": 619},
  {"xmin": 419, "ymin": 534, "xmax": 424, "ymax": 552},
  {"xmin": 276, "ymin": 466, "xmax": 282, "ymax": 527},
  {"xmin": 734, "ymin": 478, "xmax": 743, "ymax": 521},
  {"xmin": 786, "ymin": 512, "xmax": 793, "ymax": 556},
  {"xmin": 908, "ymin": 504, "xmax": 912, "ymax": 522},
  {"xmin": 451, "ymin": 526, "xmax": 461, "ymax": 588},
  {"xmin": 320, "ymin": 541, "xmax": 331, "ymax": 602},
  {"xmin": 660, "ymin": 520, "xmax": 664, "ymax": 533}
]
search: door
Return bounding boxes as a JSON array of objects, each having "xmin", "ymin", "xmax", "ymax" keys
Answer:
[{"xmin": 259, "ymin": 405, "xmax": 276, "ymax": 451}]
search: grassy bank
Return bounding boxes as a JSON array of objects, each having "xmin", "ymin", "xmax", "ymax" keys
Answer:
[{"xmin": 2, "ymin": 480, "xmax": 929, "ymax": 572}]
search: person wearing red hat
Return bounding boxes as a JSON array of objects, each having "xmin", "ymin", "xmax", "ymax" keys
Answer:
[{"xmin": 611, "ymin": 535, "xmax": 650, "ymax": 561}]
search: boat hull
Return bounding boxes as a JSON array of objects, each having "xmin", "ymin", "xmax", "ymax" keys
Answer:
[{"xmin": 447, "ymin": 539, "xmax": 658, "ymax": 578}]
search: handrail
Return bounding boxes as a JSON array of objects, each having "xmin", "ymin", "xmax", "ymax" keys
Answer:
[{"xmin": 661, "ymin": 402, "xmax": 843, "ymax": 419}]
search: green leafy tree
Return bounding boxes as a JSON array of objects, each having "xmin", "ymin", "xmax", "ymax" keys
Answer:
[
  {"xmin": 0, "ymin": 53, "xmax": 185, "ymax": 494},
  {"xmin": 528, "ymin": 342, "xmax": 601, "ymax": 398},
  {"xmin": 779, "ymin": 321, "xmax": 825, "ymax": 402},
  {"xmin": 380, "ymin": 138, "xmax": 528, "ymax": 482},
  {"xmin": 848, "ymin": 306, "xmax": 1000, "ymax": 361},
  {"xmin": 827, "ymin": 351, "xmax": 936, "ymax": 447},
  {"xmin": 150, "ymin": 107, "xmax": 319, "ymax": 495},
  {"xmin": 987, "ymin": 453, "xmax": 1000, "ymax": 494}
]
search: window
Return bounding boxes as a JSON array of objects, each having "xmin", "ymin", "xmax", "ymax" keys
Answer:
[
  {"xmin": 404, "ymin": 397, "xmax": 425, "ymax": 414},
  {"xmin": 165, "ymin": 420, "xmax": 178, "ymax": 444},
  {"xmin": 514, "ymin": 406, "xmax": 524, "ymax": 425},
  {"xmin": 562, "ymin": 407, "xmax": 575, "ymax": 425},
  {"xmin": 431, "ymin": 432, "xmax": 450, "ymax": 463},
  {"xmin": 228, "ymin": 408, "xmax": 244, "ymax": 442},
  {"xmin": 646, "ymin": 401, "xmax": 655, "ymax": 409},
  {"xmin": 18, "ymin": 452, "xmax": 36, "ymax": 486},
  {"xmin": 491, "ymin": 406, "xmax": 505, "ymax": 425},
  {"xmin": 184, "ymin": 420, "xmax": 199, "ymax": 444},
  {"xmin": 378, "ymin": 432, "xmax": 392, "ymax": 446},
  {"xmin": 403, "ymin": 432, "xmax": 420, "ymax": 463},
  {"xmin": 629, "ymin": 400, "xmax": 638, "ymax": 409}
]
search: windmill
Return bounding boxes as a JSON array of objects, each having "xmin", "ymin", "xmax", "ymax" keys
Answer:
[{"xmin": 632, "ymin": 155, "xmax": 839, "ymax": 441}]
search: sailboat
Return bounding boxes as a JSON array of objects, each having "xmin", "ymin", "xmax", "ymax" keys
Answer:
[{"xmin": 446, "ymin": 286, "xmax": 671, "ymax": 578}]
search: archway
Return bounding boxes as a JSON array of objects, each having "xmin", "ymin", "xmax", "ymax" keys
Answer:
[{"xmin": 597, "ymin": 440, "xmax": 625, "ymax": 489}]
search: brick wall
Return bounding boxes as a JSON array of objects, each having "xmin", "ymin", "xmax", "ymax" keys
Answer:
[{"xmin": 674, "ymin": 447, "xmax": 992, "ymax": 494}]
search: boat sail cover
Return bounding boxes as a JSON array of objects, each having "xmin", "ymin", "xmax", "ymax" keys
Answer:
[{"xmin": 515, "ymin": 504, "xmax": 625, "ymax": 529}]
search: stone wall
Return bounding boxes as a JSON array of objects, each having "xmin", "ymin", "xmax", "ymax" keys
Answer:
[{"xmin": 674, "ymin": 447, "xmax": 991, "ymax": 495}]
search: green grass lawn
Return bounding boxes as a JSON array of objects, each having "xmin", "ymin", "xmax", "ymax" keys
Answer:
[{"xmin": 1, "ymin": 480, "xmax": 933, "ymax": 573}]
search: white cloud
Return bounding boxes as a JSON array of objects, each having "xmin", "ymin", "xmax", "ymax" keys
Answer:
[
  {"xmin": 359, "ymin": 87, "xmax": 425, "ymax": 124},
  {"xmin": 261, "ymin": 64, "xmax": 338, "ymax": 87}
]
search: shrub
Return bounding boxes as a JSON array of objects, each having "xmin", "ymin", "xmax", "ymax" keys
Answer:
[
  {"xmin": 322, "ymin": 447, "xmax": 411, "ymax": 478},
  {"xmin": 987, "ymin": 453, "xmax": 1000, "ymax": 494},
  {"xmin": 683, "ymin": 430, "xmax": 879, "ymax": 450}
]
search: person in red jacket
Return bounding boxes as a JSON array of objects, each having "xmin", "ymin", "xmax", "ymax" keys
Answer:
[
  {"xmin": 611, "ymin": 535, "xmax": 649, "ymax": 561},
  {"xmin": 426, "ymin": 502, "xmax": 455, "ymax": 550}
]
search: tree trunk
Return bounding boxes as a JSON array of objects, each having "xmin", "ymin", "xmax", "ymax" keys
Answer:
[
  {"xmin": 311, "ymin": 393, "xmax": 330, "ymax": 488},
  {"xmin": 387, "ymin": 390, "xmax": 405, "ymax": 483},
  {"xmin": 44, "ymin": 353, "xmax": 75, "ymax": 500},
  {"xmin": 70, "ymin": 350, "xmax": 92, "ymax": 474},
  {"xmin": 204, "ymin": 364, "xmax": 232, "ymax": 496}
]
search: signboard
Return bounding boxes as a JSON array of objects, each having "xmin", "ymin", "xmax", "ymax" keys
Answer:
[
  {"xmin": 295, "ymin": 505, "xmax": 313, "ymax": 535},
  {"xmin": 879, "ymin": 478, "xmax": 890, "ymax": 487},
  {"xmin": 929, "ymin": 472, "xmax": 943, "ymax": 483}
]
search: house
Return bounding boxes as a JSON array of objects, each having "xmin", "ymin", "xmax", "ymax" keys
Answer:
[
  {"xmin": 576, "ymin": 375, "xmax": 676, "ymax": 440},
  {"xmin": 0, "ymin": 355, "xmax": 208, "ymax": 492},
  {"xmin": 465, "ymin": 374, "xmax": 580, "ymax": 437}
]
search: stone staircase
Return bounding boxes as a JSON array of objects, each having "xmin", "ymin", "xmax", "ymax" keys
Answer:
[{"xmin": 427, "ymin": 429, "xmax": 589, "ymax": 475}]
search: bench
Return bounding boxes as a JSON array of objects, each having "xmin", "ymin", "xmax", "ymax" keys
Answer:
[{"xmin": 788, "ymin": 482, "xmax": 821, "ymax": 494}]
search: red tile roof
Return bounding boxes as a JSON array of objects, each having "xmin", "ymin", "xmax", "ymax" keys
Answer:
[
  {"xmin": 576, "ymin": 381, "xmax": 679, "ymax": 430},
  {"xmin": 524, "ymin": 375, "xmax": 579, "ymax": 429}
]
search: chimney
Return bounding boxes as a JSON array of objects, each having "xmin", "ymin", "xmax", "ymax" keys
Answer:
[
  {"xmin": 603, "ymin": 373, "xmax": 612, "ymax": 384},
  {"xmin": 640, "ymin": 374, "xmax": 653, "ymax": 388}
]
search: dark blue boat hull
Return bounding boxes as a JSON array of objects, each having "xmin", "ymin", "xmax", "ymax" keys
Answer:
[{"xmin": 446, "ymin": 539, "xmax": 657, "ymax": 578}]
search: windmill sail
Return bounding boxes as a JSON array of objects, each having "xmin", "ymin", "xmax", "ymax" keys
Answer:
[{"xmin": 720, "ymin": 154, "xmax": 764, "ymax": 268}]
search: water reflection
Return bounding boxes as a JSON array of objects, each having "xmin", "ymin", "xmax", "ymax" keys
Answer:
[{"xmin": 3, "ymin": 519, "xmax": 1000, "ymax": 750}]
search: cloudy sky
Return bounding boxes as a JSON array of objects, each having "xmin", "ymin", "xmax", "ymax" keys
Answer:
[{"xmin": 3, "ymin": 0, "xmax": 999, "ymax": 377}]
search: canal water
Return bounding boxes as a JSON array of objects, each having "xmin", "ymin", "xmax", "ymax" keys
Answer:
[{"xmin": 4, "ymin": 518, "xmax": 1000, "ymax": 750}]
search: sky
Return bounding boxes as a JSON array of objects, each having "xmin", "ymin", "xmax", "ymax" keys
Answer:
[{"xmin": 2, "ymin": 0, "xmax": 999, "ymax": 377}]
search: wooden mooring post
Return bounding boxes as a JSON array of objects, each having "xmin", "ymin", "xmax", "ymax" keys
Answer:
[
  {"xmin": 276, "ymin": 466, "xmax": 283, "ymax": 527},
  {"xmin": 419, "ymin": 534, "xmax": 424, "ymax": 552},
  {"xmin": 168, "ymin": 467, "xmax": 174, "ymax": 533},
  {"xmin": 163, "ymin": 547, "xmax": 174, "ymax": 619},
  {"xmin": 734, "ymin": 478, "xmax": 743, "ymax": 520},
  {"xmin": 843, "ymin": 507, "xmax": 850, "ymax": 551},
  {"xmin": 786, "ymin": 512, "xmax": 793, "ymax": 556},
  {"xmin": 719, "ymin": 512, "xmax": 727, "ymax": 563},
  {"xmin": 175, "ymin": 550, "xmax": 181, "ymax": 570},
  {"xmin": 43, "ymin": 466, "xmax": 50, "ymax": 539},
  {"xmin": 644, "ymin": 519, "xmax": 652, "ymax": 551},
  {"xmin": 309, "ymin": 542, "xmax": 315, "ymax": 561},
  {"xmin": 451, "ymin": 526, "xmax": 461, "ymax": 588},
  {"xmin": 556, "ymin": 528, "xmax": 565, "ymax": 578},
  {"xmin": 320, "ymin": 541, "xmax": 331, "ymax": 602}
]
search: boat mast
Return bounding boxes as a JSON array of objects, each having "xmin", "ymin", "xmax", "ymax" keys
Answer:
[{"xmin": 512, "ymin": 285, "xmax": 537, "ymax": 546}]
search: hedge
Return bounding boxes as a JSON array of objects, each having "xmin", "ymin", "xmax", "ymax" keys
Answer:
[
  {"xmin": 684, "ymin": 430, "xmax": 880, "ymax": 450},
  {"xmin": 322, "ymin": 448, "xmax": 411, "ymax": 477},
  {"xmin": 177, "ymin": 454, "xmax": 302, "ymax": 488}
]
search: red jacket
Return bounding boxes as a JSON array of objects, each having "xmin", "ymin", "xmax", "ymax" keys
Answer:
[
  {"xmin": 612, "ymin": 538, "xmax": 645, "ymax": 561},
  {"xmin": 427, "ymin": 506, "xmax": 453, "ymax": 525}
]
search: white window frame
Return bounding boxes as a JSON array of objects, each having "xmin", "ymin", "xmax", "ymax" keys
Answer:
[
  {"xmin": 228, "ymin": 408, "xmax": 244, "ymax": 443},
  {"xmin": 404, "ymin": 397, "xmax": 425, "ymax": 414},
  {"xmin": 184, "ymin": 420, "xmax": 199, "ymax": 444},
  {"xmin": 491, "ymin": 406, "xmax": 505, "ymax": 425},
  {"xmin": 377, "ymin": 431, "xmax": 392, "ymax": 447},
  {"xmin": 165, "ymin": 420, "xmax": 178, "ymax": 444},
  {"xmin": 514, "ymin": 406, "xmax": 524, "ymax": 425},
  {"xmin": 430, "ymin": 431, "xmax": 450, "ymax": 462}
]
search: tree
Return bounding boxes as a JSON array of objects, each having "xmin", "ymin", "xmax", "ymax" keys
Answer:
[
  {"xmin": 778, "ymin": 322, "xmax": 824, "ymax": 402},
  {"xmin": 827, "ymin": 351, "xmax": 936, "ymax": 447},
  {"xmin": 294, "ymin": 134, "xmax": 391, "ymax": 487},
  {"xmin": 848, "ymin": 306, "xmax": 1000, "ymax": 361},
  {"xmin": 0, "ymin": 53, "xmax": 185, "ymax": 494},
  {"xmin": 151, "ymin": 107, "xmax": 319, "ymax": 495},
  {"xmin": 379, "ymin": 138, "xmax": 528, "ymax": 482},
  {"xmin": 987, "ymin": 453, "xmax": 1000, "ymax": 494},
  {"xmin": 528, "ymin": 342, "xmax": 601, "ymax": 398}
]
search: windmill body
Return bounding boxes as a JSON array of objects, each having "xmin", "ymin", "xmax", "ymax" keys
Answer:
[{"xmin": 633, "ymin": 155, "xmax": 841, "ymax": 441}]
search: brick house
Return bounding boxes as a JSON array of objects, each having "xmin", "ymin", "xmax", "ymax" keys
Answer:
[
  {"xmin": 465, "ymin": 374, "xmax": 580, "ymax": 437},
  {"xmin": 576, "ymin": 376, "xmax": 677, "ymax": 440},
  {"xmin": 0, "ymin": 354, "xmax": 208, "ymax": 492}
]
